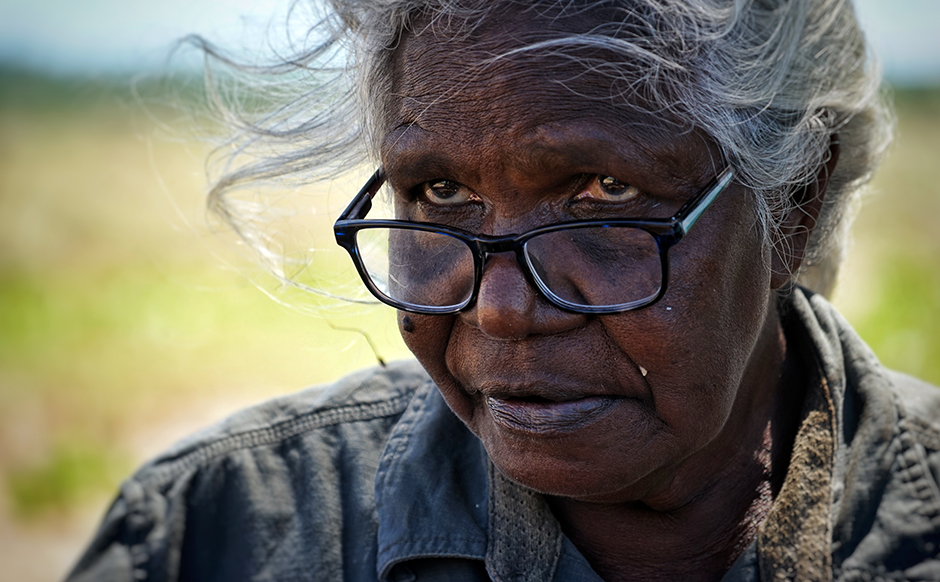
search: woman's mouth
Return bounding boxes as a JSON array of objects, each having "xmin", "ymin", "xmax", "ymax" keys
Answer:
[{"xmin": 484, "ymin": 394, "xmax": 618, "ymax": 435}]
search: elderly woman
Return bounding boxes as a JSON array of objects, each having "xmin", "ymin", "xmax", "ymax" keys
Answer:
[{"xmin": 68, "ymin": 1, "xmax": 940, "ymax": 581}]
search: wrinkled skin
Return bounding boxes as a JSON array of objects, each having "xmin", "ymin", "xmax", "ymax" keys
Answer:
[{"xmin": 381, "ymin": 7, "xmax": 833, "ymax": 581}]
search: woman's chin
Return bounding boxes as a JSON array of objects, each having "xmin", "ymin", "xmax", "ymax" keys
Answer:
[
  {"xmin": 473, "ymin": 400, "xmax": 675, "ymax": 502},
  {"xmin": 487, "ymin": 449, "xmax": 657, "ymax": 502}
]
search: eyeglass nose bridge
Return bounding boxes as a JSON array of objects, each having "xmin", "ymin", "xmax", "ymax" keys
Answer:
[
  {"xmin": 468, "ymin": 235, "xmax": 548, "ymax": 306},
  {"xmin": 473, "ymin": 234, "xmax": 519, "ymax": 257},
  {"xmin": 470, "ymin": 234, "xmax": 530, "ymax": 273}
]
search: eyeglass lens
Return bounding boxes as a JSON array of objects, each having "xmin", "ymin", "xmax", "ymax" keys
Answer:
[
  {"xmin": 356, "ymin": 228, "xmax": 476, "ymax": 310},
  {"xmin": 354, "ymin": 225, "xmax": 663, "ymax": 311},
  {"xmin": 523, "ymin": 226, "xmax": 662, "ymax": 309}
]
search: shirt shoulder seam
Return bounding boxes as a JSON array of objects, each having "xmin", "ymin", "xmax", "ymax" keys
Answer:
[
  {"xmin": 905, "ymin": 414, "xmax": 940, "ymax": 452},
  {"xmin": 136, "ymin": 383, "xmax": 424, "ymax": 489}
]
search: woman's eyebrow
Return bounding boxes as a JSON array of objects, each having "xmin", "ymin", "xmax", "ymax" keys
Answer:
[
  {"xmin": 384, "ymin": 154, "xmax": 459, "ymax": 185},
  {"xmin": 512, "ymin": 127, "xmax": 705, "ymax": 189},
  {"xmin": 381, "ymin": 131, "xmax": 460, "ymax": 184},
  {"xmin": 382, "ymin": 119, "xmax": 708, "ymax": 190},
  {"xmin": 381, "ymin": 123, "xmax": 438, "ymax": 162}
]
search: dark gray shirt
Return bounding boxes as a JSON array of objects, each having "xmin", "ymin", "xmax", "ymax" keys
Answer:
[{"xmin": 66, "ymin": 289, "xmax": 940, "ymax": 581}]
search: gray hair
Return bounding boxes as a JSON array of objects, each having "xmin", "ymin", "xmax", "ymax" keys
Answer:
[{"xmin": 199, "ymin": 0, "xmax": 892, "ymax": 297}]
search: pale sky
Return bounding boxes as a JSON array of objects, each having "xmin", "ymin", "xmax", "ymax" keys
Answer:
[
  {"xmin": 0, "ymin": 0, "xmax": 938, "ymax": 84},
  {"xmin": 0, "ymin": 0, "xmax": 292, "ymax": 74}
]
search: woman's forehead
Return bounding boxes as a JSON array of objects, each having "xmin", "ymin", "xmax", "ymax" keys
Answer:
[
  {"xmin": 382, "ymin": 33, "xmax": 717, "ymax": 187},
  {"xmin": 389, "ymin": 5, "xmax": 639, "ymax": 116},
  {"xmin": 380, "ymin": 6, "xmax": 720, "ymax": 183}
]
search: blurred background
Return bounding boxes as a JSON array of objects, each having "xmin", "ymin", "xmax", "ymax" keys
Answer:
[{"xmin": 0, "ymin": 1, "xmax": 938, "ymax": 580}]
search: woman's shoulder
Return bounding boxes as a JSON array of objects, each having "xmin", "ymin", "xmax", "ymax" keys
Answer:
[
  {"xmin": 65, "ymin": 360, "xmax": 432, "ymax": 582},
  {"xmin": 890, "ymin": 369, "xmax": 940, "ymax": 433},
  {"xmin": 824, "ymin": 328, "xmax": 940, "ymax": 578},
  {"xmin": 134, "ymin": 358, "xmax": 432, "ymax": 489},
  {"xmin": 887, "ymin": 368, "xmax": 940, "ymax": 507}
]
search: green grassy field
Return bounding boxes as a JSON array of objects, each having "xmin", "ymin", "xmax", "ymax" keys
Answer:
[
  {"xmin": 0, "ymin": 69, "xmax": 938, "ymax": 581},
  {"xmin": 829, "ymin": 90, "xmax": 940, "ymax": 385}
]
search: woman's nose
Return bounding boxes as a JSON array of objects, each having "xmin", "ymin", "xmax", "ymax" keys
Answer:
[{"xmin": 461, "ymin": 253, "xmax": 587, "ymax": 340}]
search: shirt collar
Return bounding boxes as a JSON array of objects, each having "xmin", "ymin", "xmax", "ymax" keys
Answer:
[
  {"xmin": 752, "ymin": 289, "xmax": 842, "ymax": 581},
  {"xmin": 375, "ymin": 381, "xmax": 565, "ymax": 581},
  {"xmin": 374, "ymin": 381, "xmax": 490, "ymax": 579}
]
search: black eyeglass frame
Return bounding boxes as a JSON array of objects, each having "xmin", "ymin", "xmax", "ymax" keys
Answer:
[{"xmin": 334, "ymin": 166, "xmax": 735, "ymax": 315}]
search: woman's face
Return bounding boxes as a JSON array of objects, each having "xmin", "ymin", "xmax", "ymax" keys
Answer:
[{"xmin": 382, "ymin": 11, "xmax": 785, "ymax": 505}]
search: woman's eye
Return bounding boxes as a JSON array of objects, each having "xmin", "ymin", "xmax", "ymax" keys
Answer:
[
  {"xmin": 421, "ymin": 180, "xmax": 477, "ymax": 205},
  {"xmin": 579, "ymin": 175, "xmax": 640, "ymax": 202}
]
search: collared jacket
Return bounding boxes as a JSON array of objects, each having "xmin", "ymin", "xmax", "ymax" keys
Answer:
[{"xmin": 66, "ymin": 289, "xmax": 940, "ymax": 581}]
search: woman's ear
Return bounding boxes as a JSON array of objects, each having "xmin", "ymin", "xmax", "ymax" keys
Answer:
[{"xmin": 770, "ymin": 135, "xmax": 841, "ymax": 290}]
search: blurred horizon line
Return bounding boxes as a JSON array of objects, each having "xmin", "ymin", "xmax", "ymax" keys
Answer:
[{"xmin": 1, "ymin": 0, "xmax": 939, "ymax": 87}]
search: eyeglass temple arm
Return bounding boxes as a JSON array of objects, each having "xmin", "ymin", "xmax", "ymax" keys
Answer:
[
  {"xmin": 675, "ymin": 167, "xmax": 735, "ymax": 236},
  {"xmin": 338, "ymin": 168, "xmax": 387, "ymax": 221}
]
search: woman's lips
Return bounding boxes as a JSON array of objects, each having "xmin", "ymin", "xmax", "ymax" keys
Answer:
[{"xmin": 484, "ymin": 394, "xmax": 618, "ymax": 435}]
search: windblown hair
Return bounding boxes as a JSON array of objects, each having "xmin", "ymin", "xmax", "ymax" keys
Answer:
[{"xmin": 200, "ymin": 0, "xmax": 892, "ymax": 296}]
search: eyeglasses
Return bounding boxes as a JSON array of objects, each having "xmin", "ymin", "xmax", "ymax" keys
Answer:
[{"xmin": 334, "ymin": 167, "xmax": 734, "ymax": 315}]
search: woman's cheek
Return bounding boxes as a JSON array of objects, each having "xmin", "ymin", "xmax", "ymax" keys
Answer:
[
  {"xmin": 400, "ymin": 312, "xmax": 449, "ymax": 361},
  {"xmin": 399, "ymin": 312, "xmax": 473, "ymax": 409}
]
